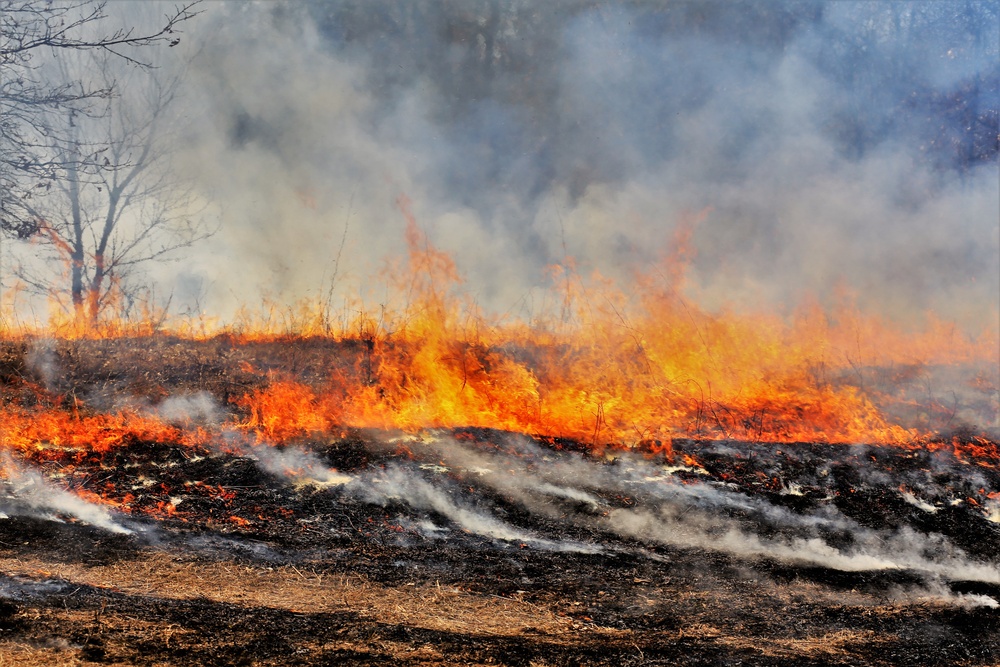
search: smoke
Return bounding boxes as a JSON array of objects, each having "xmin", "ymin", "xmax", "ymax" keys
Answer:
[
  {"xmin": 375, "ymin": 431, "xmax": 1000, "ymax": 587},
  {"xmin": 897, "ymin": 582, "xmax": 1000, "ymax": 609},
  {"xmin": 150, "ymin": 393, "xmax": 595, "ymax": 549},
  {"xmin": 350, "ymin": 463, "xmax": 600, "ymax": 552},
  {"xmin": 150, "ymin": 393, "xmax": 596, "ymax": 549},
  {"xmin": 0, "ymin": 575, "xmax": 68, "ymax": 601},
  {"xmin": 0, "ymin": 456, "xmax": 133, "ymax": 534},
  {"xmin": 242, "ymin": 438, "xmax": 352, "ymax": 488},
  {"xmin": 606, "ymin": 505, "xmax": 1000, "ymax": 584},
  {"xmin": 131, "ymin": 390, "xmax": 350, "ymax": 486},
  {"xmin": 155, "ymin": 391, "xmax": 222, "ymax": 426},
  {"xmin": 0, "ymin": 0, "xmax": 994, "ymax": 351},
  {"xmin": 147, "ymin": 393, "xmax": 582, "ymax": 549},
  {"xmin": 24, "ymin": 338, "xmax": 60, "ymax": 392},
  {"xmin": 127, "ymin": 0, "xmax": 998, "ymax": 332}
]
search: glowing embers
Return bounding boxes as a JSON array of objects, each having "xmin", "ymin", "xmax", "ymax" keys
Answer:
[
  {"xmin": 946, "ymin": 436, "xmax": 1000, "ymax": 467},
  {"xmin": 0, "ymin": 404, "xmax": 207, "ymax": 457}
]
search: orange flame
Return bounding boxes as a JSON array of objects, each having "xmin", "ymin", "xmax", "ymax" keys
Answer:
[
  {"xmin": 293, "ymin": 204, "xmax": 995, "ymax": 447},
  {"xmin": 0, "ymin": 200, "xmax": 997, "ymax": 504},
  {"xmin": 0, "ymin": 404, "xmax": 208, "ymax": 458}
]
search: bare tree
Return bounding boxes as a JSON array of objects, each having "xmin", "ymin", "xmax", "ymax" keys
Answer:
[
  {"xmin": 0, "ymin": 0, "xmax": 200, "ymax": 238},
  {"xmin": 14, "ymin": 47, "xmax": 213, "ymax": 327},
  {"xmin": 1, "ymin": 1, "xmax": 210, "ymax": 328}
]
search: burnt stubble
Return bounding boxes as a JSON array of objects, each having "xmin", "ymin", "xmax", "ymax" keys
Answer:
[{"xmin": 0, "ymin": 337, "xmax": 997, "ymax": 666}]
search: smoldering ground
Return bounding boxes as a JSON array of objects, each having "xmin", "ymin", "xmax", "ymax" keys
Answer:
[
  {"xmin": 6, "ymin": 417, "xmax": 1000, "ymax": 608},
  {"xmin": 0, "ymin": 374, "xmax": 998, "ymax": 667},
  {"xmin": 6, "ymin": 344, "xmax": 1000, "ymax": 603},
  {"xmin": 0, "ymin": 456, "xmax": 132, "ymax": 535},
  {"xmin": 136, "ymin": 389, "xmax": 1000, "ymax": 594}
]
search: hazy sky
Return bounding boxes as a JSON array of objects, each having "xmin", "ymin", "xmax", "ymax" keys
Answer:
[{"xmin": 12, "ymin": 1, "xmax": 999, "ymax": 329}]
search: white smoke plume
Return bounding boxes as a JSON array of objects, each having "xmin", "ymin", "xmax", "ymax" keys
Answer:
[
  {"xmin": 147, "ymin": 391, "xmax": 352, "ymax": 487},
  {"xmin": 244, "ymin": 438, "xmax": 352, "ymax": 489},
  {"xmin": 606, "ymin": 506, "xmax": 1000, "ymax": 584},
  {"xmin": 24, "ymin": 339, "xmax": 60, "ymax": 392},
  {"xmin": 154, "ymin": 391, "xmax": 222, "ymax": 426},
  {"xmin": 152, "ymin": 395, "xmax": 588, "ymax": 548},
  {"xmin": 348, "ymin": 462, "xmax": 601, "ymax": 553},
  {"xmin": 390, "ymin": 431, "xmax": 1000, "ymax": 585},
  {"xmin": 0, "ymin": 456, "xmax": 132, "ymax": 535}
]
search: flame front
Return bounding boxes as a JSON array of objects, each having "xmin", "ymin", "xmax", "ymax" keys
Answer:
[
  {"xmin": 0, "ymin": 206, "xmax": 997, "ymax": 519},
  {"xmin": 293, "ymin": 205, "xmax": 995, "ymax": 448}
]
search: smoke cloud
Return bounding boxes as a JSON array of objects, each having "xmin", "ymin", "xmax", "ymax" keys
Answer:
[
  {"xmin": 1, "ymin": 1, "xmax": 994, "ymax": 336},
  {"xmin": 129, "ymin": 0, "xmax": 998, "ymax": 331}
]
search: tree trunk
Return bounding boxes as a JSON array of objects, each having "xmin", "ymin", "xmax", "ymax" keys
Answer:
[
  {"xmin": 66, "ymin": 153, "xmax": 88, "ymax": 329},
  {"xmin": 87, "ymin": 253, "xmax": 105, "ymax": 326}
]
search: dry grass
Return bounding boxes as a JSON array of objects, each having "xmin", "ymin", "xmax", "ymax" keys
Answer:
[
  {"xmin": 0, "ymin": 551, "xmax": 579, "ymax": 640},
  {"xmin": 0, "ymin": 644, "xmax": 83, "ymax": 667},
  {"xmin": 720, "ymin": 629, "xmax": 891, "ymax": 659},
  {"xmin": 0, "ymin": 549, "xmax": 604, "ymax": 665},
  {"xmin": 0, "ymin": 611, "xmax": 180, "ymax": 666},
  {"xmin": 0, "ymin": 545, "xmax": 984, "ymax": 666}
]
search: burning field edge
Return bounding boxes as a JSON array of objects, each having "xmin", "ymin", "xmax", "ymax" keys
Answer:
[{"xmin": 0, "ymin": 335, "xmax": 996, "ymax": 666}]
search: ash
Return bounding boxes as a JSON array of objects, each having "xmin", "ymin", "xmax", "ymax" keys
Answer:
[{"xmin": 0, "ymin": 427, "xmax": 997, "ymax": 666}]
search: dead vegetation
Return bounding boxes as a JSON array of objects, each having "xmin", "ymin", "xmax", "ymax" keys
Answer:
[
  {"xmin": 0, "ymin": 336, "xmax": 997, "ymax": 665},
  {"xmin": 0, "ymin": 529, "xmax": 995, "ymax": 667}
]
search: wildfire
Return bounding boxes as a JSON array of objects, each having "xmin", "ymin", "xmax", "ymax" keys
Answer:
[
  {"xmin": 0, "ymin": 202, "xmax": 997, "ymax": 494},
  {"xmin": 281, "ymin": 202, "xmax": 994, "ymax": 449},
  {"xmin": 0, "ymin": 403, "xmax": 209, "ymax": 460}
]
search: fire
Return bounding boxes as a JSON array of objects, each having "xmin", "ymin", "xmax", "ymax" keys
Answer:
[
  {"xmin": 0, "ymin": 403, "xmax": 208, "ymax": 460},
  {"xmin": 235, "ymin": 379, "xmax": 331, "ymax": 443},
  {"xmin": 0, "ymin": 201, "xmax": 997, "ymax": 513},
  {"xmin": 284, "ymin": 204, "xmax": 994, "ymax": 448}
]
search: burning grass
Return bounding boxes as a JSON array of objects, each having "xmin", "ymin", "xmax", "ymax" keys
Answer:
[
  {"xmin": 3, "ymin": 209, "xmax": 996, "ymax": 452},
  {"xmin": 0, "ymin": 216, "xmax": 996, "ymax": 665}
]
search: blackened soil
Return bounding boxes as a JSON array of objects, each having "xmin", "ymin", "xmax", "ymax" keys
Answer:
[
  {"xmin": 0, "ymin": 523, "xmax": 997, "ymax": 667},
  {"xmin": 1, "ymin": 337, "xmax": 998, "ymax": 665},
  {"xmin": 0, "ymin": 429, "xmax": 998, "ymax": 665}
]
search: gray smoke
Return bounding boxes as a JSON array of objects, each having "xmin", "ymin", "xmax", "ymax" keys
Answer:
[
  {"xmin": 142, "ymin": 0, "xmax": 998, "ymax": 332},
  {"xmin": 0, "ymin": 456, "xmax": 133, "ymax": 534},
  {"xmin": 350, "ymin": 462, "xmax": 600, "ymax": 552},
  {"xmin": 3, "ymin": 1, "xmax": 995, "ymax": 345},
  {"xmin": 155, "ymin": 391, "xmax": 222, "ymax": 426},
  {"xmin": 381, "ymin": 431, "xmax": 1000, "ymax": 591},
  {"xmin": 24, "ymin": 338, "xmax": 59, "ymax": 392}
]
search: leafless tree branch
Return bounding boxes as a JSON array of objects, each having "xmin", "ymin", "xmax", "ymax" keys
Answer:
[
  {"xmin": 1, "ymin": 0, "xmax": 202, "ymax": 237},
  {"xmin": 7, "ymin": 6, "xmax": 215, "ymax": 329}
]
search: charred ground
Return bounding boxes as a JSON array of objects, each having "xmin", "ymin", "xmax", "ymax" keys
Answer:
[{"xmin": 0, "ymin": 336, "xmax": 998, "ymax": 666}]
